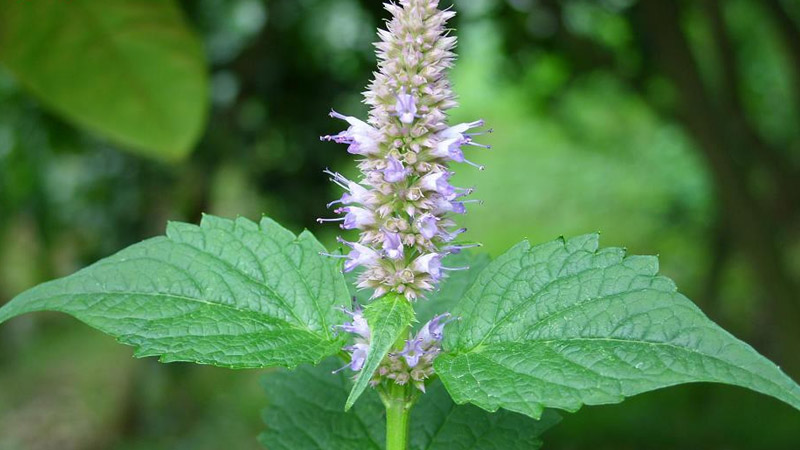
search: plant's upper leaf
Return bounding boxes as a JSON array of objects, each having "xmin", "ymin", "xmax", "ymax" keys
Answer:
[
  {"xmin": 0, "ymin": 0, "xmax": 208, "ymax": 160},
  {"xmin": 0, "ymin": 215, "xmax": 348, "ymax": 369},
  {"xmin": 345, "ymin": 294, "xmax": 415, "ymax": 410},
  {"xmin": 260, "ymin": 358, "xmax": 560, "ymax": 450},
  {"xmin": 436, "ymin": 234, "xmax": 800, "ymax": 419}
]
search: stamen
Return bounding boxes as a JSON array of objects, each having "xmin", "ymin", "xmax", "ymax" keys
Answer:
[
  {"xmin": 465, "ymin": 140, "xmax": 492, "ymax": 149},
  {"xmin": 329, "ymin": 109, "xmax": 348, "ymax": 120},
  {"xmin": 442, "ymin": 266, "xmax": 470, "ymax": 272},
  {"xmin": 317, "ymin": 217, "xmax": 345, "ymax": 223},
  {"xmin": 319, "ymin": 252, "xmax": 348, "ymax": 259},
  {"xmin": 463, "ymin": 159, "xmax": 485, "ymax": 170}
]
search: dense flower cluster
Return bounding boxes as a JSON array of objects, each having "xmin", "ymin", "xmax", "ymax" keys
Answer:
[
  {"xmin": 319, "ymin": 0, "xmax": 488, "ymax": 301},
  {"xmin": 334, "ymin": 305, "xmax": 454, "ymax": 393}
]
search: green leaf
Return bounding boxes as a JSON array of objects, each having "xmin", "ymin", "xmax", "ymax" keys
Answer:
[
  {"xmin": 345, "ymin": 294, "xmax": 415, "ymax": 411},
  {"xmin": 0, "ymin": 215, "xmax": 348, "ymax": 369},
  {"xmin": 260, "ymin": 358, "xmax": 560, "ymax": 450},
  {"xmin": 0, "ymin": 0, "xmax": 208, "ymax": 161},
  {"xmin": 436, "ymin": 234, "xmax": 800, "ymax": 419}
]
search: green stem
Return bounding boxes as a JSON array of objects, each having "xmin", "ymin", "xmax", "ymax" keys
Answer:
[{"xmin": 385, "ymin": 381, "xmax": 412, "ymax": 450}]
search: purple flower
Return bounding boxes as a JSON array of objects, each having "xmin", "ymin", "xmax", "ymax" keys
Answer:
[
  {"xmin": 382, "ymin": 230, "xmax": 404, "ymax": 260},
  {"xmin": 335, "ymin": 305, "xmax": 370, "ymax": 339},
  {"xmin": 416, "ymin": 214, "xmax": 439, "ymax": 239},
  {"xmin": 342, "ymin": 241, "xmax": 380, "ymax": 272},
  {"xmin": 439, "ymin": 227, "xmax": 467, "ymax": 242},
  {"xmin": 324, "ymin": 169, "xmax": 377, "ymax": 207},
  {"xmin": 383, "ymin": 156, "xmax": 408, "ymax": 183},
  {"xmin": 322, "ymin": 110, "xmax": 382, "ymax": 155},
  {"xmin": 432, "ymin": 137, "xmax": 485, "ymax": 170},
  {"xmin": 398, "ymin": 338, "xmax": 425, "ymax": 368},
  {"xmin": 418, "ymin": 171, "xmax": 455, "ymax": 197},
  {"xmin": 334, "ymin": 342, "xmax": 370, "ymax": 373},
  {"xmin": 439, "ymin": 120, "xmax": 486, "ymax": 141},
  {"xmin": 395, "ymin": 90, "xmax": 418, "ymax": 124},
  {"xmin": 417, "ymin": 313, "xmax": 453, "ymax": 346},
  {"xmin": 412, "ymin": 253, "xmax": 442, "ymax": 280},
  {"xmin": 340, "ymin": 207, "xmax": 375, "ymax": 230}
]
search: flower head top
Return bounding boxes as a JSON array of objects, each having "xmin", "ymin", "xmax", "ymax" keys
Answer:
[{"xmin": 319, "ymin": 0, "xmax": 489, "ymax": 301}]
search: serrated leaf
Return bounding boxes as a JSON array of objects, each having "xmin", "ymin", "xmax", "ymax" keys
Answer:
[
  {"xmin": 346, "ymin": 294, "xmax": 415, "ymax": 410},
  {"xmin": 0, "ymin": 0, "xmax": 208, "ymax": 161},
  {"xmin": 260, "ymin": 358, "xmax": 560, "ymax": 450},
  {"xmin": 0, "ymin": 215, "xmax": 348, "ymax": 369},
  {"xmin": 436, "ymin": 234, "xmax": 800, "ymax": 419}
]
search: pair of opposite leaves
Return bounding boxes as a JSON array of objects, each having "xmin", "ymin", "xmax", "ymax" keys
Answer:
[{"xmin": 1, "ymin": 215, "xmax": 798, "ymax": 447}]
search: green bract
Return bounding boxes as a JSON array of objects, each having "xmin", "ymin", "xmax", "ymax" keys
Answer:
[
  {"xmin": 261, "ymin": 359, "xmax": 561, "ymax": 450},
  {"xmin": 0, "ymin": 0, "xmax": 208, "ymax": 161},
  {"xmin": 346, "ymin": 294, "xmax": 416, "ymax": 410},
  {"xmin": 0, "ymin": 215, "xmax": 348, "ymax": 369},
  {"xmin": 436, "ymin": 234, "xmax": 800, "ymax": 419}
]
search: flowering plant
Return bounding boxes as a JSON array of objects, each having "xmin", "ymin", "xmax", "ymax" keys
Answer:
[{"xmin": 1, "ymin": 1, "xmax": 798, "ymax": 449}]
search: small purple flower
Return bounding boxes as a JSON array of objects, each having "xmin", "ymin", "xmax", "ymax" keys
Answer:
[
  {"xmin": 340, "ymin": 207, "xmax": 376, "ymax": 230},
  {"xmin": 439, "ymin": 227, "xmax": 467, "ymax": 242},
  {"xmin": 398, "ymin": 338, "xmax": 425, "ymax": 368},
  {"xmin": 412, "ymin": 253, "xmax": 442, "ymax": 280},
  {"xmin": 416, "ymin": 214, "xmax": 439, "ymax": 239},
  {"xmin": 342, "ymin": 241, "xmax": 380, "ymax": 272},
  {"xmin": 324, "ymin": 169, "xmax": 377, "ymax": 207},
  {"xmin": 382, "ymin": 230, "xmax": 404, "ymax": 260},
  {"xmin": 417, "ymin": 313, "xmax": 454, "ymax": 346},
  {"xmin": 432, "ymin": 137, "xmax": 485, "ymax": 170},
  {"xmin": 439, "ymin": 119, "xmax": 486, "ymax": 141},
  {"xmin": 395, "ymin": 90, "xmax": 418, "ymax": 124},
  {"xmin": 322, "ymin": 110, "xmax": 382, "ymax": 155},
  {"xmin": 334, "ymin": 342, "xmax": 370, "ymax": 373},
  {"xmin": 383, "ymin": 156, "xmax": 408, "ymax": 183},
  {"xmin": 335, "ymin": 305, "xmax": 371, "ymax": 339},
  {"xmin": 418, "ymin": 171, "xmax": 455, "ymax": 197}
]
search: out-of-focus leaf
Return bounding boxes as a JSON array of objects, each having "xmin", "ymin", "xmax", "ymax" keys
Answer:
[{"xmin": 0, "ymin": 0, "xmax": 208, "ymax": 160}]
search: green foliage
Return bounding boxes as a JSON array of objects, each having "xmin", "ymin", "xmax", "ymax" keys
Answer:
[
  {"xmin": 0, "ymin": 0, "xmax": 208, "ymax": 161},
  {"xmin": 261, "ymin": 358, "xmax": 561, "ymax": 450},
  {"xmin": 346, "ymin": 294, "xmax": 415, "ymax": 410},
  {"xmin": 436, "ymin": 234, "xmax": 800, "ymax": 419},
  {"xmin": 0, "ymin": 215, "xmax": 348, "ymax": 369}
]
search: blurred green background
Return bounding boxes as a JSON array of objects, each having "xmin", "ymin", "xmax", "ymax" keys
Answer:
[{"xmin": 1, "ymin": 0, "xmax": 799, "ymax": 448}]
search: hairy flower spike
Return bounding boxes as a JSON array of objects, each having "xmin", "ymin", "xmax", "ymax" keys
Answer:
[{"xmin": 320, "ymin": 0, "xmax": 488, "ymax": 302}]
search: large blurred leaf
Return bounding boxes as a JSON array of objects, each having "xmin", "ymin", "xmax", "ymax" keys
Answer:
[
  {"xmin": 0, "ymin": 215, "xmax": 348, "ymax": 369},
  {"xmin": 260, "ymin": 359, "xmax": 560, "ymax": 450},
  {"xmin": 0, "ymin": 0, "xmax": 208, "ymax": 160},
  {"xmin": 437, "ymin": 234, "xmax": 800, "ymax": 419}
]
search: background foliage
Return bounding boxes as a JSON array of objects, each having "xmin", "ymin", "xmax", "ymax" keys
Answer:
[{"xmin": 0, "ymin": 0, "xmax": 798, "ymax": 449}]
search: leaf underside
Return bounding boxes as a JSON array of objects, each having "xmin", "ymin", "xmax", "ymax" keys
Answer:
[
  {"xmin": 345, "ymin": 294, "xmax": 415, "ymax": 410},
  {"xmin": 0, "ymin": 215, "xmax": 349, "ymax": 369},
  {"xmin": 0, "ymin": 0, "xmax": 208, "ymax": 160},
  {"xmin": 260, "ymin": 359, "xmax": 560, "ymax": 450},
  {"xmin": 436, "ymin": 234, "xmax": 800, "ymax": 419}
]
